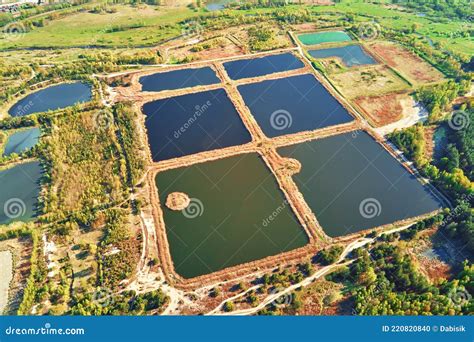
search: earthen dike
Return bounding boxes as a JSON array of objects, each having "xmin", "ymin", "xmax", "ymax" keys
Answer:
[{"xmin": 109, "ymin": 47, "xmax": 446, "ymax": 290}]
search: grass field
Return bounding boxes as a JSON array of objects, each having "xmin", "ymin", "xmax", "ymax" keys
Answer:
[
  {"xmin": 329, "ymin": 65, "xmax": 409, "ymax": 99},
  {"xmin": 0, "ymin": 4, "xmax": 196, "ymax": 49},
  {"xmin": 0, "ymin": 1, "xmax": 470, "ymax": 58}
]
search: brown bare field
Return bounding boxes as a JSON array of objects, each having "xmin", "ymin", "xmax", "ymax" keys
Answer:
[
  {"xmin": 160, "ymin": 36, "xmax": 243, "ymax": 63},
  {"xmin": 424, "ymin": 126, "xmax": 436, "ymax": 160},
  {"xmin": 330, "ymin": 65, "xmax": 409, "ymax": 99},
  {"xmin": 367, "ymin": 41, "xmax": 444, "ymax": 85},
  {"xmin": 354, "ymin": 92, "xmax": 410, "ymax": 127}
]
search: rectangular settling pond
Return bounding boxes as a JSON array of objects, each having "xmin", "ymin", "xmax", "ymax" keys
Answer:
[
  {"xmin": 143, "ymin": 88, "xmax": 251, "ymax": 162},
  {"xmin": 238, "ymin": 74, "xmax": 353, "ymax": 138},
  {"xmin": 223, "ymin": 53, "xmax": 304, "ymax": 81},
  {"xmin": 156, "ymin": 153, "xmax": 309, "ymax": 278},
  {"xmin": 308, "ymin": 45, "xmax": 377, "ymax": 67},
  {"xmin": 278, "ymin": 131, "xmax": 443, "ymax": 237},
  {"xmin": 298, "ymin": 31, "xmax": 352, "ymax": 46},
  {"xmin": 139, "ymin": 66, "xmax": 220, "ymax": 92},
  {"xmin": 0, "ymin": 161, "xmax": 42, "ymax": 225}
]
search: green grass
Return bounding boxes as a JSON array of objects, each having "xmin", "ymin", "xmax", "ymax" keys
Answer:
[
  {"xmin": 0, "ymin": 4, "xmax": 197, "ymax": 49},
  {"xmin": 226, "ymin": 2, "xmax": 473, "ymax": 57},
  {"xmin": 0, "ymin": 1, "xmax": 471, "ymax": 57}
]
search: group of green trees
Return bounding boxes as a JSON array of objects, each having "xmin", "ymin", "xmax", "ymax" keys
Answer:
[
  {"xmin": 327, "ymin": 238, "xmax": 472, "ymax": 315},
  {"xmin": 71, "ymin": 289, "xmax": 168, "ymax": 315},
  {"xmin": 389, "ymin": 124, "xmax": 427, "ymax": 168},
  {"xmin": 415, "ymin": 80, "xmax": 471, "ymax": 122},
  {"xmin": 393, "ymin": 0, "xmax": 473, "ymax": 21}
]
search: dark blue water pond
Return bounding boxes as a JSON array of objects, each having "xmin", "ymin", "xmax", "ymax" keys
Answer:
[
  {"xmin": 143, "ymin": 88, "xmax": 251, "ymax": 162},
  {"xmin": 8, "ymin": 82, "xmax": 92, "ymax": 117},
  {"xmin": 238, "ymin": 74, "xmax": 354, "ymax": 138},
  {"xmin": 223, "ymin": 53, "xmax": 305, "ymax": 80},
  {"xmin": 139, "ymin": 67, "xmax": 220, "ymax": 92},
  {"xmin": 308, "ymin": 45, "xmax": 377, "ymax": 67},
  {"xmin": 278, "ymin": 131, "xmax": 443, "ymax": 237},
  {"xmin": 0, "ymin": 161, "xmax": 42, "ymax": 225},
  {"xmin": 2, "ymin": 128, "xmax": 40, "ymax": 157}
]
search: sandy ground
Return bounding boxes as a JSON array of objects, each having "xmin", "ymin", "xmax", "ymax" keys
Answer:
[
  {"xmin": 375, "ymin": 97, "xmax": 428, "ymax": 136},
  {"xmin": 0, "ymin": 250, "xmax": 13, "ymax": 313}
]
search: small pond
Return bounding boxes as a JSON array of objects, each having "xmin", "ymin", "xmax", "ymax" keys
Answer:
[
  {"xmin": 298, "ymin": 31, "xmax": 352, "ymax": 46},
  {"xmin": 205, "ymin": 0, "xmax": 236, "ymax": 11},
  {"xmin": 8, "ymin": 82, "xmax": 92, "ymax": 117},
  {"xmin": 308, "ymin": 45, "xmax": 377, "ymax": 67},
  {"xmin": 0, "ymin": 161, "xmax": 42, "ymax": 225},
  {"xmin": 2, "ymin": 128, "xmax": 40, "ymax": 157},
  {"xmin": 139, "ymin": 67, "xmax": 220, "ymax": 92},
  {"xmin": 223, "ymin": 53, "xmax": 305, "ymax": 80}
]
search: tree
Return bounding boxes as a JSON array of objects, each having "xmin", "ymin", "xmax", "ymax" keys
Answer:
[{"xmin": 223, "ymin": 301, "xmax": 234, "ymax": 312}]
